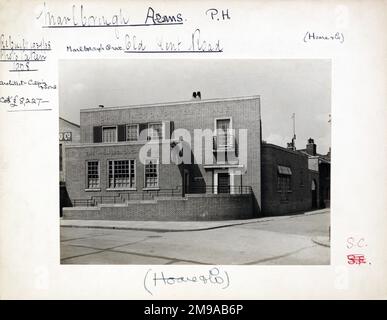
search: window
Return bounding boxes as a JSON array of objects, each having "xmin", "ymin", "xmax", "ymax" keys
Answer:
[
  {"xmin": 126, "ymin": 124, "xmax": 139, "ymax": 141},
  {"xmin": 215, "ymin": 118, "xmax": 233, "ymax": 149},
  {"xmin": 108, "ymin": 160, "xmax": 135, "ymax": 189},
  {"xmin": 148, "ymin": 123, "xmax": 163, "ymax": 140},
  {"xmin": 145, "ymin": 160, "xmax": 159, "ymax": 188},
  {"xmin": 277, "ymin": 175, "xmax": 291, "ymax": 192},
  {"xmin": 216, "ymin": 118, "xmax": 231, "ymax": 132},
  {"xmin": 277, "ymin": 165, "xmax": 292, "ymax": 200},
  {"xmin": 102, "ymin": 126, "xmax": 117, "ymax": 143},
  {"xmin": 87, "ymin": 161, "xmax": 100, "ymax": 189}
]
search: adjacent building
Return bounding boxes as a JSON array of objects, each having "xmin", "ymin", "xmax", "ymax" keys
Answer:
[
  {"xmin": 59, "ymin": 117, "xmax": 80, "ymax": 215},
  {"xmin": 261, "ymin": 138, "xmax": 330, "ymax": 216}
]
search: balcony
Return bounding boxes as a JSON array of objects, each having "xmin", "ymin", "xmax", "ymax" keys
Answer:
[{"xmin": 213, "ymin": 131, "xmax": 236, "ymax": 152}]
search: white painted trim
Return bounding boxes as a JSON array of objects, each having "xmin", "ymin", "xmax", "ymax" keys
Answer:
[
  {"xmin": 107, "ymin": 159, "xmax": 136, "ymax": 189},
  {"xmin": 144, "ymin": 158, "xmax": 159, "ymax": 189},
  {"xmin": 148, "ymin": 122, "xmax": 163, "ymax": 140},
  {"xmin": 85, "ymin": 160, "xmax": 100, "ymax": 190},
  {"xmin": 126, "ymin": 123, "xmax": 140, "ymax": 141},
  {"xmin": 213, "ymin": 171, "xmax": 218, "ymax": 194},
  {"xmin": 102, "ymin": 125, "xmax": 118, "ymax": 143},
  {"xmin": 213, "ymin": 169, "xmax": 234, "ymax": 194},
  {"xmin": 81, "ymin": 95, "xmax": 260, "ymax": 112},
  {"xmin": 214, "ymin": 116, "xmax": 233, "ymax": 133},
  {"xmin": 66, "ymin": 140, "xmax": 173, "ymax": 148},
  {"xmin": 203, "ymin": 164, "xmax": 244, "ymax": 169}
]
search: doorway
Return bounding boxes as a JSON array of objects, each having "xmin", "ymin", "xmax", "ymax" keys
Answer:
[
  {"xmin": 184, "ymin": 170, "xmax": 190, "ymax": 194},
  {"xmin": 218, "ymin": 173, "xmax": 230, "ymax": 193},
  {"xmin": 311, "ymin": 179, "xmax": 317, "ymax": 209}
]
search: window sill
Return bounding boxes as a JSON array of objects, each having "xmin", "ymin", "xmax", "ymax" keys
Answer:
[
  {"xmin": 143, "ymin": 187, "xmax": 160, "ymax": 191},
  {"xmin": 106, "ymin": 188, "xmax": 136, "ymax": 191},
  {"xmin": 85, "ymin": 188, "xmax": 101, "ymax": 192}
]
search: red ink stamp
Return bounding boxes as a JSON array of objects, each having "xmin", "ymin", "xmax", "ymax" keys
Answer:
[{"xmin": 347, "ymin": 254, "xmax": 367, "ymax": 265}]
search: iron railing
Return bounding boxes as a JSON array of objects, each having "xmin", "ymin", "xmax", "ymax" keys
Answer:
[
  {"xmin": 189, "ymin": 185, "xmax": 252, "ymax": 195},
  {"xmin": 213, "ymin": 132, "xmax": 236, "ymax": 151},
  {"xmin": 70, "ymin": 185, "xmax": 251, "ymax": 207},
  {"xmin": 72, "ymin": 199, "xmax": 96, "ymax": 207}
]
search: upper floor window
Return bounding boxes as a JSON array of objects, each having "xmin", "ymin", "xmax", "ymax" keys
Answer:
[
  {"xmin": 102, "ymin": 126, "xmax": 117, "ymax": 143},
  {"xmin": 216, "ymin": 118, "xmax": 231, "ymax": 132},
  {"xmin": 148, "ymin": 123, "xmax": 163, "ymax": 140},
  {"xmin": 215, "ymin": 118, "xmax": 234, "ymax": 150},
  {"xmin": 126, "ymin": 124, "xmax": 139, "ymax": 141}
]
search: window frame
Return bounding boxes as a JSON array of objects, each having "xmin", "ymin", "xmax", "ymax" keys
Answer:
[
  {"xmin": 102, "ymin": 125, "xmax": 118, "ymax": 143},
  {"xmin": 214, "ymin": 117, "xmax": 233, "ymax": 150},
  {"xmin": 107, "ymin": 159, "xmax": 136, "ymax": 190},
  {"xmin": 147, "ymin": 122, "xmax": 163, "ymax": 140},
  {"xmin": 277, "ymin": 174, "xmax": 292, "ymax": 192},
  {"xmin": 126, "ymin": 124, "xmax": 140, "ymax": 142},
  {"xmin": 85, "ymin": 160, "xmax": 100, "ymax": 190},
  {"xmin": 214, "ymin": 117, "xmax": 233, "ymax": 133},
  {"xmin": 144, "ymin": 158, "xmax": 159, "ymax": 189}
]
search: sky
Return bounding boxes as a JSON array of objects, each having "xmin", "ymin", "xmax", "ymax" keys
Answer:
[{"xmin": 59, "ymin": 59, "xmax": 331, "ymax": 154}]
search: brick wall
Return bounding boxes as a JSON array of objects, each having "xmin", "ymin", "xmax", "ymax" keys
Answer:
[
  {"xmin": 63, "ymin": 194, "xmax": 254, "ymax": 221},
  {"xmin": 261, "ymin": 143, "xmax": 319, "ymax": 216},
  {"xmin": 65, "ymin": 96, "xmax": 261, "ymax": 215}
]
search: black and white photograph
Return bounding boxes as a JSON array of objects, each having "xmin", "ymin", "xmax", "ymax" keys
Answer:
[{"xmin": 59, "ymin": 59, "xmax": 331, "ymax": 265}]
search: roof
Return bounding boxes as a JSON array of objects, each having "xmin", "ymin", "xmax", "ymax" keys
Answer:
[
  {"xmin": 80, "ymin": 95, "xmax": 261, "ymax": 113},
  {"xmin": 299, "ymin": 149, "xmax": 331, "ymax": 162},
  {"xmin": 262, "ymin": 142, "xmax": 308, "ymax": 157},
  {"xmin": 59, "ymin": 117, "xmax": 80, "ymax": 128}
]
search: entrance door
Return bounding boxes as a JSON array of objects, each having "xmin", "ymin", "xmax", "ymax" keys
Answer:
[
  {"xmin": 184, "ymin": 170, "xmax": 190, "ymax": 194},
  {"xmin": 218, "ymin": 173, "xmax": 230, "ymax": 193},
  {"xmin": 311, "ymin": 179, "xmax": 317, "ymax": 209}
]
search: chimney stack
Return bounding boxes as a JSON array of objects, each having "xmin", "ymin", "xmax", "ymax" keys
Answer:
[
  {"xmin": 287, "ymin": 142, "xmax": 295, "ymax": 150},
  {"xmin": 306, "ymin": 138, "xmax": 317, "ymax": 156},
  {"xmin": 192, "ymin": 91, "xmax": 201, "ymax": 100}
]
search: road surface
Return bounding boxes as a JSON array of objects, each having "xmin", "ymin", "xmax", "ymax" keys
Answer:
[{"xmin": 60, "ymin": 211, "xmax": 330, "ymax": 265}]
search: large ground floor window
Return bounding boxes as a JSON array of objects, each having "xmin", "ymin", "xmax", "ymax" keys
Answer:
[
  {"xmin": 108, "ymin": 160, "xmax": 135, "ymax": 189},
  {"xmin": 87, "ymin": 161, "xmax": 100, "ymax": 189}
]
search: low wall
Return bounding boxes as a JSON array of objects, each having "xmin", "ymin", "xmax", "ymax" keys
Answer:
[
  {"xmin": 63, "ymin": 194, "xmax": 254, "ymax": 221},
  {"xmin": 262, "ymin": 199, "xmax": 312, "ymax": 216}
]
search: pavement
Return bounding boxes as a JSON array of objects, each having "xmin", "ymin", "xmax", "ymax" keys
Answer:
[
  {"xmin": 60, "ymin": 209, "xmax": 330, "ymax": 265},
  {"xmin": 60, "ymin": 208, "xmax": 330, "ymax": 232}
]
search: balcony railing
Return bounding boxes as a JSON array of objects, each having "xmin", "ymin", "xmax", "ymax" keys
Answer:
[{"xmin": 213, "ymin": 131, "xmax": 235, "ymax": 151}]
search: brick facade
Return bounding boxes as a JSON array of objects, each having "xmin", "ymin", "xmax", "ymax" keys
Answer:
[
  {"xmin": 63, "ymin": 193, "xmax": 253, "ymax": 221},
  {"xmin": 261, "ymin": 143, "xmax": 320, "ymax": 216},
  {"xmin": 64, "ymin": 96, "xmax": 261, "ymax": 219}
]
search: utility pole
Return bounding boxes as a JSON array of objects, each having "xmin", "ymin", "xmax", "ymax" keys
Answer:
[{"xmin": 291, "ymin": 113, "xmax": 296, "ymax": 150}]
